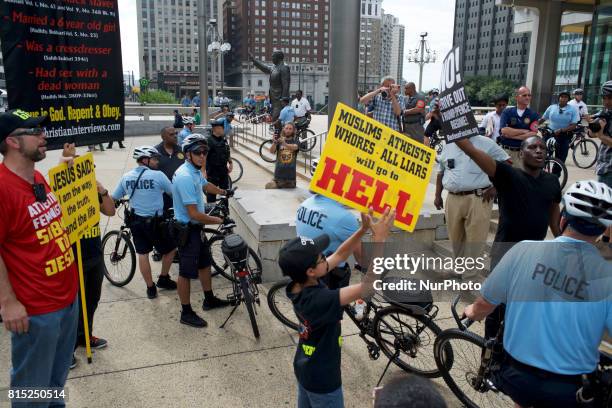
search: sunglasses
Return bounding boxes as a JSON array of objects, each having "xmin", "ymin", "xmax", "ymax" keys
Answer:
[
  {"xmin": 190, "ymin": 148, "xmax": 208, "ymax": 156},
  {"xmin": 11, "ymin": 127, "xmax": 45, "ymax": 137},
  {"xmin": 32, "ymin": 183, "xmax": 48, "ymax": 203},
  {"xmin": 313, "ymin": 253, "xmax": 329, "ymax": 273}
]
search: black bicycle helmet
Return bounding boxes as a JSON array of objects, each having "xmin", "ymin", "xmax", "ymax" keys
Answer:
[{"xmin": 601, "ymin": 80, "xmax": 612, "ymax": 97}]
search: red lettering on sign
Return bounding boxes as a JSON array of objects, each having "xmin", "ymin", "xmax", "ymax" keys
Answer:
[
  {"xmin": 315, "ymin": 157, "xmax": 350, "ymax": 196},
  {"xmin": 369, "ymin": 180, "xmax": 392, "ymax": 213},
  {"xmin": 395, "ymin": 191, "xmax": 414, "ymax": 226},
  {"xmin": 345, "ymin": 169, "xmax": 373, "ymax": 206}
]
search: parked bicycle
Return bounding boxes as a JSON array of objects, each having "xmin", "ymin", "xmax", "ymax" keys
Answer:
[
  {"xmin": 538, "ymin": 126, "xmax": 569, "ymax": 190},
  {"xmin": 228, "ymin": 157, "xmax": 244, "ymax": 186},
  {"xmin": 569, "ymin": 124, "xmax": 598, "ymax": 169},
  {"xmin": 267, "ymin": 274, "xmax": 452, "ymax": 379},
  {"xmin": 259, "ymin": 116, "xmax": 317, "ymax": 163}
]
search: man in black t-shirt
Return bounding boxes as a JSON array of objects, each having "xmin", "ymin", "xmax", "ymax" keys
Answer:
[
  {"xmin": 155, "ymin": 126, "xmax": 185, "ymax": 213},
  {"xmin": 455, "ymin": 135, "xmax": 561, "ymax": 339},
  {"xmin": 279, "ymin": 208, "xmax": 395, "ymax": 408}
]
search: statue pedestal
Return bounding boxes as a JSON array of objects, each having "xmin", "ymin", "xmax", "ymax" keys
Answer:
[{"xmin": 229, "ymin": 188, "xmax": 448, "ymax": 282}]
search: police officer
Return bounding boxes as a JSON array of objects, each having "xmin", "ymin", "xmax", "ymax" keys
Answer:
[
  {"xmin": 539, "ymin": 91, "xmax": 580, "ymax": 170},
  {"xmin": 295, "ymin": 160, "xmax": 362, "ymax": 289},
  {"xmin": 112, "ymin": 146, "xmax": 177, "ymax": 299},
  {"xmin": 172, "ymin": 134, "xmax": 231, "ymax": 328},
  {"xmin": 155, "ymin": 127, "xmax": 185, "ymax": 213},
  {"xmin": 205, "ymin": 119, "xmax": 233, "ymax": 203},
  {"xmin": 402, "ymin": 82, "xmax": 427, "ymax": 144},
  {"xmin": 498, "ymin": 86, "xmax": 540, "ymax": 169},
  {"xmin": 178, "ymin": 116, "xmax": 195, "ymax": 147}
]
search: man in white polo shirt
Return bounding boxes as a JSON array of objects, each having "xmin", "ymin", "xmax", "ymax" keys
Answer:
[{"xmin": 291, "ymin": 90, "xmax": 311, "ymax": 121}]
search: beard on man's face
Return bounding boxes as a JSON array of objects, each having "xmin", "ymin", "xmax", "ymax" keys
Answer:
[{"xmin": 18, "ymin": 140, "xmax": 46, "ymax": 162}]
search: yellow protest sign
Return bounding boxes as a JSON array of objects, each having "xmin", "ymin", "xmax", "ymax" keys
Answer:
[
  {"xmin": 309, "ymin": 103, "xmax": 436, "ymax": 232},
  {"xmin": 48, "ymin": 153, "xmax": 100, "ymax": 244}
]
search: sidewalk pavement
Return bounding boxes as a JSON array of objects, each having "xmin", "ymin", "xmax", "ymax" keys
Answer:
[{"xmin": 0, "ymin": 136, "xmax": 467, "ymax": 408}]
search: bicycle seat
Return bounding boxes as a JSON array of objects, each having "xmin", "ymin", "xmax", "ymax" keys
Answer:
[{"xmin": 379, "ymin": 276, "xmax": 433, "ymax": 314}]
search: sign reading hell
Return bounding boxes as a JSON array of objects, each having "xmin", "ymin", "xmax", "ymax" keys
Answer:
[
  {"xmin": 310, "ymin": 103, "xmax": 436, "ymax": 232},
  {"xmin": 48, "ymin": 153, "xmax": 100, "ymax": 244}
]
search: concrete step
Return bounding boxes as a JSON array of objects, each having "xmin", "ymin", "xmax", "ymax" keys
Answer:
[{"xmin": 432, "ymin": 231, "xmax": 496, "ymax": 258}]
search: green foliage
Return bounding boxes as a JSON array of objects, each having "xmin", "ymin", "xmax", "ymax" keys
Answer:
[
  {"xmin": 463, "ymin": 76, "xmax": 517, "ymax": 106},
  {"xmin": 138, "ymin": 90, "xmax": 177, "ymax": 104}
]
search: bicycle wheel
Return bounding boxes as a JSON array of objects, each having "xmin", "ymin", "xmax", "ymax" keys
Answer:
[
  {"xmin": 240, "ymin": 276, "xmax": 260, "ymax": 338},
  {"xmin": 297, "ymin": 129, "xmax": 316, "ymax": 152},
  {"xmin": 230, "ymin": 157, "xmax": 244, "ymax": 184},
  {"xmin": 267, "ymin": 279, "xmax": 299, "ymax": 331},
  {"xmin": 434, "ymin": 329, "xmax": 514, "ymax": 408},
  {"xmin": 572, "ymin": 139, "xmax": 598, "ymax": 169},
  {"xmin": 259, "ymin": 139, "xmax": 277, "ymax": 163},
  {"xmin": 101, "ymin": 230, "xmax": 136, "ymax": 287},
  {"xmin": 372, "ymin": 306, "xmax": 449, "ymax": 378},
  {"xmin": 543, "ymin": 157, "xmax": 568, "ymax": 190},
  {"xmin": 209, "ymin": 234, "xmax": 262, "ymax": 283}
]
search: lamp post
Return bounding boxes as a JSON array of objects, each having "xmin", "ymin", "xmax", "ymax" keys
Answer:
[
  {"xmin": 207, "ymin": 19, "xmax": 231, "ymax": 105},
  {"xmin": 197, "ymin": 0, "xmax": 209, "ymax": 122},
  {"xmin": 406, "ymin": 32, "xmax": 437, "ymax": 93}
]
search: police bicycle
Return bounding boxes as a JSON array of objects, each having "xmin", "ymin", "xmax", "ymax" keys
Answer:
[
  {"xmin": 569, "ymin": 124, "xmax": 598, "ymax": 169},
  {"xmin": 258, "ymin": 116, "xmax": 317, "ymax": 163},
  {"xmin": 202, "ymin": 188, "xmax": 263, "ymax": 339},
  {"xmin": 538, "ymin": 126, "xmax": 569, "ymax": 190},
  {"xmin": 101, "ymin": 198, "xmax": 136, "ymax": 287},
  {"xmin": 267, "ymin": 273, "xmax": 453, "ymax": 380},
  {"xmin": 434, "ymin": 296, "xmax": 612, "ymax": 408},
  {"xmin": 432, "ymin": 295, "xmax": 514, "ymax": 408}
]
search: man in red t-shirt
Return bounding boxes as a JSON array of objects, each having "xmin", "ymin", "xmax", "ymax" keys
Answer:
[{"xmin": 0, "ymin": 109, "xmax": 78, "ymax": 402}]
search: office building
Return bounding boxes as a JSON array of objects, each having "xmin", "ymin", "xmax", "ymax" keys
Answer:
[{"xmin": 453, "ymin": 0, "xmax": 531, "ymax": 83}]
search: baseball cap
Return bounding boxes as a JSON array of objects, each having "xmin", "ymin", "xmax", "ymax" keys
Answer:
[
  {"xmin": 0, "ymin": 109, "xmax": 49, "ymax": 143},
  {"xmin": 278, "ymin": 234, "xmax": 330, "ymax": 282}
]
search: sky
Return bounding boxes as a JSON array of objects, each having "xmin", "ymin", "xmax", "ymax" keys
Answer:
[{"xmin": 118, "ymin": 0, "xmax": 456, "ymax": 91}]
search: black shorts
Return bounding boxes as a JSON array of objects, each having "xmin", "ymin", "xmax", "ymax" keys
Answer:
[
  {"xmin": 206, "ymin": 172, "xmax": 230, "ymax": 203},
  {"xmin": 178, "ymin": 227, "xmax": 213, "ymax": 279},
  {"xmin": 130, "ymin": 217, "xmax": 176, "ymax": 255},
  {"xmin": 493, "ymin": 355, "xmax": 582, "ymax": 408}
]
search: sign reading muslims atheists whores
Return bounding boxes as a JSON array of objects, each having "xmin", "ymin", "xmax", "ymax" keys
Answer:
[
  {"xmin": 310, "ymin": 103, "xmax": 436, "ymax": 232},
  {"xmin": 0, "ymin": 0, "xmax": 124, "ymax": 150},
  {"xmin": 438, "ymin": 46, "xmax": 479, "ymax": 144}
]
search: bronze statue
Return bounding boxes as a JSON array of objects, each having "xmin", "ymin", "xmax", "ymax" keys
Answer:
[{"xmin": 249, "ymin": 50, "xmax": 291, "ymax": 122}]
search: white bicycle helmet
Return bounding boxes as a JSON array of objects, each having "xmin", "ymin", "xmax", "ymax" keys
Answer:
[
  {"xmin": 182, "ymin": 116, "xmax": 194, "ymax": 125},
  {"xmin": 181, "ymin": 133, "xmax": 209, "ymax": 152},
  {"xmin": 133, "ymin": 145, "xmax": 160, "ymax": 160},
  {"xmin": 563, "ymin": 180, "xmax": 612, "ymax": 227}
]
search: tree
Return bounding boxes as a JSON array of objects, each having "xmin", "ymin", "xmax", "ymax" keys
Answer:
[
  {"xmin": 138, "ymin": 90, "xmax": 177, "ymax": 104},
  {"xmin": 464, "ymin": 76, "xmax": 517, "ymax": 106}
]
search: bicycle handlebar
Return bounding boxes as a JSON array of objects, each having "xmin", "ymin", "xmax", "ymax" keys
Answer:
[{"xmin": 451, "ymin": 295, "xmax": 474, "ymax": 331}]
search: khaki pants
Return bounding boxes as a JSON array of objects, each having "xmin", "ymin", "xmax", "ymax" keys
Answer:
[
  {"xmin": 445, "ymin": 192, "xmax": 493, "ymax": 278},
  {"xmin": 505, "ymin": 148, "xmax": 522, "ymax": 170},
  {"xmin": 265, "ymin": 179, "xmax": 296, "ymax": 189}
]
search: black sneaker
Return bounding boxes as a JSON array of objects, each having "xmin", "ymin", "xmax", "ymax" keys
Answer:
[
  {"xmin": 202, "ymin": 296, "xmax": 231, "ymax": 310},
  {"xmin": 180, "ymin": 311, "xmax": 208, "ymax": 328},
  {"xmin": 70, "ymin": 355, "xmax": 77, "ymax": 369},
  {"xmin": 146, "ymin": 284, "xmax": 157, "ymax": 299},
  {"xmin": 156, "ymin": 275, "xmax": 177, "ymax": 290}
]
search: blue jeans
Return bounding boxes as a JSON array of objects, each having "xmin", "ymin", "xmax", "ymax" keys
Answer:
[
  {"xmin": 297, "ymin": 383, "xmax": 344, "ymax": 408},
  {"xmin": 10, "ymin": 299, "xmax": 78, "ymax": 408}
]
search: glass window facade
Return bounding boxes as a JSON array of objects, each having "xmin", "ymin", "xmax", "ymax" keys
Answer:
[{"xmin": 582, "ymin": 5, "xmax": 612, "ymax": 104}]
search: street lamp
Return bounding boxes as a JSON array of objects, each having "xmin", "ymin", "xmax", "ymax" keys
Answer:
[
  {"xmin": 406, "ymin": 32, "xmax": 437, "ymax": 92},
  {"xmin": 207, "ymin": 19, "xmax": 231, "ymax": 104}
]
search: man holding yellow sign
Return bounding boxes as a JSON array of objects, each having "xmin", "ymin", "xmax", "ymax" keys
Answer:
[
  {"xmin": 310, "ymin": 103, "xmax": 436, "ymax": 232},
  {"xmin": 0, "ymin": 110, "xmax": 78, "ymax": 403}
]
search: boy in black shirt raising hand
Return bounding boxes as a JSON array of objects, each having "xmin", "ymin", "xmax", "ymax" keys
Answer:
[{"xmin": 279, "ymin": 207, "xmax": 395, "ymax": 408}]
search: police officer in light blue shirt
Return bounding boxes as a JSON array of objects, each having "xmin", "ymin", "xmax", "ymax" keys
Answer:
[
  {"xmin": 171, "ymin": 133, "xmax": 231, "ymax": 328},
  {"xmin": 540, "ymin": 91, "xmax": 580, "ymax": 167},
  {"xmin": 177, "ymin": 116, "xmax": 194, "ymax": 147},
  {"xmin": 463, "ymin": 180, "xmax": 612, "ymax": 408},
  {"xmin": 112, "ymin": 146, "xmax": 177, "ymax": 299},
  {"xmin": 277, "ymin": 97, "xmax": 295, "ymax": 127},
  {"xmin": 296, "ymin": 165, "xmax": 361, "ymax": 289}
]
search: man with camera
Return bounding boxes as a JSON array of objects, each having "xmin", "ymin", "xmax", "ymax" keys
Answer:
[
  {"xmin": 359, "ymin": 76, "xmax": 403, "ymax": 132},
  {"xmin": 589, "ymin": 80, "xmax": 612, "ymax": 250}
]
